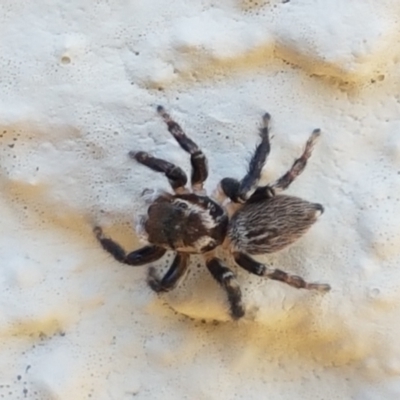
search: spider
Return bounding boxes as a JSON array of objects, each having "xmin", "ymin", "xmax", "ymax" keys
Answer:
[{"xmin": 94, "ymin": 106, "xmax": 331, "ymax": 319}]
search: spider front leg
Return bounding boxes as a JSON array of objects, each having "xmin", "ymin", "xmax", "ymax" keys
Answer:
[
  {"xmin": 94, "ymin": 227, "xmax": 166, "ymax": 265},
  {"xmin": 147, "ymin": 252, "xmax": 190, "ymax": 292},
  {"xmin": 219, "ymin": 112, "xmax": 271, "ymax": 203},
  {"xmin": 233, "ymin": 252, "xmax": 331, "ymax": 292},
  {"xmin": 157, "ymin": 106, "xmax": 208, "ymax": 194},
  {"xmin": 129, "ymin": 151, "xmax": 188, "ymax": 194},
  {"xmin": 205, "ymin": 256, "xmax": 245, "ymax": 319},
  {"xmin": 270, "ymin": 128, "xmax": 321, "ymax": 193}
]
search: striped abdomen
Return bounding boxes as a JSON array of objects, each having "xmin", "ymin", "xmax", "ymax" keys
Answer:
[{"xmin": 227, "ymin": 195, "xmax": 323, "ymax": 255}]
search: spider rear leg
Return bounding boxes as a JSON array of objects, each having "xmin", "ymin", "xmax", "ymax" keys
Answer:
[
  {"xmin": 233, "ymin": 252, "xmax": 331, "ymax": 292},
  {"xmin": 205, "ymin": 257, "xmax": 245, "ymax": 319},
  {"xmin": 271, "ymin": 128, "xmax": 321, "ymax": 192},
  {"xmin": 218, "ymin": 113, "xmax": 271, "ymax": 203},
  {"xmin": 157, "ymin": 106, "xmax": 208, "ymax": 193},
  {"xmin": 129, "ymin": 151, "xmax": 188, "ymax": 194},
  {"xmin": 147, "ymin": 252, "xmax": 189, "ymax": 292},
  {"xmin": 94, "ymin": 226, "xmax": 166, "ymax": 265}
]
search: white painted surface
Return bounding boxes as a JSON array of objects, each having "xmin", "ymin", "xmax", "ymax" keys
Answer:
[{"xmin": 1, "ymin": 1, "xmax": 400, "ymax": 399}]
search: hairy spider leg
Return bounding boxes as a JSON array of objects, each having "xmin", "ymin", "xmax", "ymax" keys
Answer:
[
  {"xmin": 129, "ymin": 151, "xmax": 188, "ymax": 193},
  {"xmin": 233, "ymin": 252, "xmax": 331, "ymax": 291},
  {"xmin": 270, "ymin": 128, "xmax": 321, "ymax": 193},
  {"xmin": 241, "ymin": 184, "xmax": 276, "ymax": 204},
  {"xmin": 94, "ymin": 227, "xmax": 166, "ymax": 265},
  {"xmin": 244, "ymin": 128, "xmax": 321, "ymax": 202},
  {"xmin": 157, "ymin": 106, "xmax": 208, "ymax": 194},
  {"xmin": 147, "ymin": 252, "xmax": 190, "ymax": 292},
  {"xmin": 219, "ymin": 113, "xmax": 271, "ymax": 203},
  {"xmin": 205, "ymin": 257, "xmax": 245, "ymax": 319}
]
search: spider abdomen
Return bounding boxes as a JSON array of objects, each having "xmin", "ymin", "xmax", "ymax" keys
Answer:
[{"xmin": 227, "ymin": 195, "xmax": 323, "ymax": 255}]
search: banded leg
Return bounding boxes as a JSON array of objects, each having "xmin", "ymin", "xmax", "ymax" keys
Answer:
[
  {"xmin": 234, "ymin": 252, "xmax": 331, "ymax": 291},
  {"xmin": 247, "ymin": 185, "xmax": 276, "ymax": 203},
  {"xmin": 129, "ymin": 151, "xmax": 187, "ymax": 193},
  {"xmin": 206, "ymin": 257, "xmax": 245, "ymax": 319},
  {"xmin": 147, "ymin": 252, "xmax": 190, "ymax": 292},
  {"xmin": 219, "ymin": 113, "xmax": 271, "ymax": 203},
  {"xmin": 157, "ymin": 106, "xmax": 208, "ymax": 193},
  {"xmin": 271, "ymin": 128, "xmax": 321, "ymax": 192},
  {"xmin": 94, "ymin": 227, "xmax": 166, "ymax": 266}
]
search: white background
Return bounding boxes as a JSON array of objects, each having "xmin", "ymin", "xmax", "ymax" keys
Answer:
[{"xmin": 1, "ymin": 0, "xmax": 400, "ymax": 399}]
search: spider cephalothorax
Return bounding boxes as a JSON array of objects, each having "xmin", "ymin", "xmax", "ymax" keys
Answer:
[
  {"xmin": 94, "ymin": 106, "xmax": 330, "ymax": 319},
  {"xmin": 140, "ymin": 191, "xmax": 228, "ymax": 253}
]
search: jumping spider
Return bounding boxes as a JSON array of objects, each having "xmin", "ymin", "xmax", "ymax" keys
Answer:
[{"xmin": 94, "ymin": 106, "xmax": 330, "ymax": 319}]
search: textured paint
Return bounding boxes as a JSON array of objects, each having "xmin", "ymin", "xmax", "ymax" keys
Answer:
[{"xmin": 1, "ymin": 0, "xmax": 400, "ymax": 399}]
